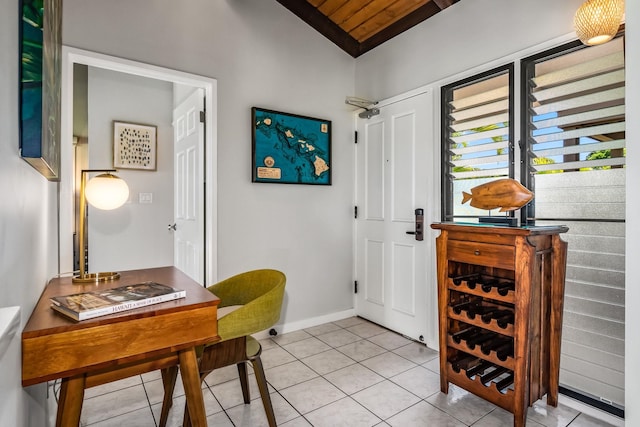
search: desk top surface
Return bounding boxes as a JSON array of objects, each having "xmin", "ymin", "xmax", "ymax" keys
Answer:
[
  {"xmin": 22, "ymin": 266, "xmax": 220, "ymax": 386},
  {"xmin": 23, "ymin": 266, "xmax": 219, "ymax": 337}
]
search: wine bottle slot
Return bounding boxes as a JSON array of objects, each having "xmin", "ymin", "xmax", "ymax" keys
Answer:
[
  {"xmin": 496, "ymin": 282, "xmax": 515, "ymax": 296},
  {"xmin": 479, "ymin": 278, "xmax": 515, "ymax": 295},
  {"xmin": 495, "ymin": 373, "xmax": 515, "ymax": 392},
  {"xmin": 450, "ymin": 355, "xmax": 479, "ymax": 373},
  {"xmin": 450, "ymin": 273, "xmax": 480, "ymax": 286},
  {"xmin": 465, "ymin": 332, "xmax": 496, "ymax": 350},
  {"xmin": 450, "ymin": 326, "xmax": 479, "ymax": 344},
  {"xmin": 480, "ymin": 279, "xmax": 499, "ymax": 293},
  {"xmin": 480, "ymin": 336, "xmax": 512, "ymax": 355},
  {"xmin": 476, "ymin": 307, "xmax": 499, "ymax": 323},
  {"xmin": 464, "ymin": 303, "xmax": 497, "ymax": 320},
  {"xmin": 480, "ymin": 366, "xmax": 509, "ymax": 384},
  {"xmin": 465, "ymin": 360, "xmax": 493, "ymax": 378},
  {"xmin": 451, "ymin": 299, "xmax": 481, "ymax": 315},
  {"xmin": 496, "ymin": 342, "xmax": 514, "ymax": 361},
  {"xmin": 480, "ymin": 309, "xmax": 510, "ymax": 323},
  {"xmin": 496, "ymin": 311, "xmax": 515, "ymax": 328},
  {"xmin": 466, "ymin": 277, "xmax": 478, "ymax": 289}
]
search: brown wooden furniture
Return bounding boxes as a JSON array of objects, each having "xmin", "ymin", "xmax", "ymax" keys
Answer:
[
  {"xmin": 22, "ymin": 266, "xmax": 220, "ymax": 427},
  {"xmin": 431, "ymin": 223, "xmax": 568, "ymax": 427},
  {"xmin": 159, "ymin": 269, "xmax": 286, "ymax": 427}
]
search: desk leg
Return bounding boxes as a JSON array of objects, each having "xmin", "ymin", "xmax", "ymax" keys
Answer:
[
  {"xmin": 179, "ymin": 348, "xmax": 207, "ymax": 427},
  {"xmin": 56, "ymin": 375, "xmax": 86, "ymax": 427}
]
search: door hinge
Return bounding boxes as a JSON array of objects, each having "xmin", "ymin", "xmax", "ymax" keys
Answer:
[
  {"xmin": 354, "ymin": 131, "xmax": 358, "ymax": 144},
  {"xmin": 354, "ymin": 206, "xmax": 358, "ymax": 219},
  {"xmin": 199, "ymin": 110, "xmax": 205, "ymax": 123},
  {"xmin": 354, "ymin": 280, "xmax": 358, "ymax": 294}
]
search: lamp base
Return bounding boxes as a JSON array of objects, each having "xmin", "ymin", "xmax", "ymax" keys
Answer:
[{"xmin": 72, "ymin": 272, "xmax": 121, "ymax": 284}]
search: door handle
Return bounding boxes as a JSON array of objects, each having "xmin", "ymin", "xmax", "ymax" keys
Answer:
[
  {"xmin": 168, "ymin": 223, "xmax": 177, "ymax": 231},
  {"xmin": 406, "ymin": 208, "xmax": 424, "ymax": 241}
]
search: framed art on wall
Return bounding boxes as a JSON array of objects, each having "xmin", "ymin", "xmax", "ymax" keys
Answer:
[
  {"xmin": 113, "ymin": 121, "xmax": 157, "ymax": 171},
  {"xmin": 252, "ymin": 107, "xmax": 331, "ymax": 185},
  {"xmin": 19, "ymin": 0, "xmax": 62, "ymax": 180}
]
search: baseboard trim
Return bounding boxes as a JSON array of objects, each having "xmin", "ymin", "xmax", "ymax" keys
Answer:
[
  {"xmin": 558, "ymin": 393, "xmax": 624, "ymax": 426},
  {"xmin": 254, "ymin": 308, "xmax": 356, "ymax": 340}
]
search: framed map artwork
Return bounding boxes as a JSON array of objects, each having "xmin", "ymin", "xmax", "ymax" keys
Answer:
[
  {"xmin": 252, "ymin": 107, "xmax": 331, "ymax": 185},
  {"xmin": 113, "ymin": 121, "xmax": 157, "ymax": 171}
]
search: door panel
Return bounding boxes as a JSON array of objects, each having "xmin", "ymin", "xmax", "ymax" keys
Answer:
[
  {"xmin": 355, "ymin": 90, "xmax": 434, "ymax": 343},
  {"xmin": 392, "ymin": 112, "xmax": 415, "ymax": 222},
  {"xmin": 365, "ymin": 121, "xmax": 385, "ymax": 219},
  {"xmin": 365, "ymin": 239, "xmax": 385, "ymax": 305},
  {"xmin": 392, "ymin": 242, "xmax": 415, "ymax": 315}
]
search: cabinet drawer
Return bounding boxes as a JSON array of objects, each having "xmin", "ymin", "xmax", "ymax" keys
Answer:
[{"xmin": 447, "ymin": 240, "xmax": 515, "ymax": 270}]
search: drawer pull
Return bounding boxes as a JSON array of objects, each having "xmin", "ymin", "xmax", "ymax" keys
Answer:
[{"xmin": 474, "ymin": 250, "xmax": 481, "ymax": 256}]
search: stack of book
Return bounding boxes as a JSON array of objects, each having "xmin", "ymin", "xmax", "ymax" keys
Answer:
[{"xmin": 50, "ymin": 281, "xmax": 186, "ymax": 321}]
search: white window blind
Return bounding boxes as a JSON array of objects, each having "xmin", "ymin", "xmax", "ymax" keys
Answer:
[
  {"xmin": 523, "ymin": 36, "xmax": 625, "ymax": 411},
  {"xmin": 441, "ymin": 66, "xmax": 513, "ymax": 220},
  {"xmin": 527, "ymin": 38, "xmax": 625, "ymax": 176}
]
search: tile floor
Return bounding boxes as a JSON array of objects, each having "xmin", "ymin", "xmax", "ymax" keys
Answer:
[{"xmin": 76, "ymin": 317, "xmax": 619, "ymax": 426}]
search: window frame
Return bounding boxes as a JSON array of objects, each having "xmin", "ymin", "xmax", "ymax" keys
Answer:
[{"xmin": 440, "ymin": 63, "xmax": 515, "ymax": 222}]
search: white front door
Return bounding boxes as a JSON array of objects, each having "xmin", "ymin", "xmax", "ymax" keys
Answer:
[
  {"xmin": 355, "ymin": 89, "xmax": 434, "ymax": 344},
  {"xmin": 172, "ymin": 88, "xmax": 205, "ymax": 284}
]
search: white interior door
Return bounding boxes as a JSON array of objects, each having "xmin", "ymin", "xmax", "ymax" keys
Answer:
[
  {"xmin": 355, "ymin": 89, "xmax": 434, "ymax": 344},
  {"xmin": 173, "ymin": 88, "xmax": 205, "ymax": 284}
]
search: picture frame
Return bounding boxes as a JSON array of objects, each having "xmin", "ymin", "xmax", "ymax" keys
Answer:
[
  {"xmin": 113, "ymin": 121, "xmax": 157, "ymax": 171},
  {"xmin": 19, "ymin": 0, "xmax": 62, "ymax": 181},
  {"xmin": 252, "ymin": 107, "xmax": 331, "ymax": 185}
]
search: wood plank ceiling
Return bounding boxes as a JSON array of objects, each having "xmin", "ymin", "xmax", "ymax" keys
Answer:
[{"xmin": 276, "ymin": 0, "xmax": 460, "ymax": 58}]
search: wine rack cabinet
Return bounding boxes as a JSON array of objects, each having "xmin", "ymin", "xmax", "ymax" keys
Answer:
[{"xmin": 431, "ymin": 223, "xmax": 568, "ymax": 427}]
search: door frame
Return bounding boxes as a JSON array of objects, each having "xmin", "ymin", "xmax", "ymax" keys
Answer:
[{"xmin": 59, "ymin": 46, "xmax": 218, "ymax": 285}]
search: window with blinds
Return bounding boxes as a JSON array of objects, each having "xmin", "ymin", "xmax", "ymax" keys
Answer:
[
  {"xmin": 441, "ymin": 64, "xmax": 514, "ymax": 221},
  {"xmin": 521, "ymin": 36, "xmax": 625, "ymax": 413},
  {"xmin": 440, "ymin": 34, "xmax": 625, "ymax": 415}
]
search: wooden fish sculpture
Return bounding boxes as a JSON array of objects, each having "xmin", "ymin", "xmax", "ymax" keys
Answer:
[{"xmin": 462, "ymin": 178, "xmax": 534, "ymax": 212}]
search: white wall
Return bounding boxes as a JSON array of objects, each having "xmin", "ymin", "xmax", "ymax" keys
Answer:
[
  {"xmin": 62, "ymin": 0, "xmax": 357, "ymax": 326},
  {"xmin": 356, "ymin": 0, "xmax": 639, "ymax": 421},
  {"xmin": 86, "ymin": 67, "xmax": 174, "ymax": 272},
  {"xmin": 0, "ymin": 0, "xmax": 59, "ymax": 425}
]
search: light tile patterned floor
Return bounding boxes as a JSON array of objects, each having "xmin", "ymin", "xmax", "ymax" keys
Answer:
[{"xmin": 77, "ymin": 317, "xmax": 619, "ymax": 426}]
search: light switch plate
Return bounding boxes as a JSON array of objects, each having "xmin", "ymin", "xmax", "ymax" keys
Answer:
[{"xmin": 139, "ymin": 192, "xmax": 153, "ymax": 204}]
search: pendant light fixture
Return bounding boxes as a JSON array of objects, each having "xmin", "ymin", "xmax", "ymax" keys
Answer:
[{"xmin": 574, "ymin": 0, "xmax": 625, "ymax": 46}]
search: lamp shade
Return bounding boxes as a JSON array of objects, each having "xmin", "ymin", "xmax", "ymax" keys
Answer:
[
  {"xmin": 84, "ymin": 173, "xmax": 129, "ymax": 210},
  {"xmin": 574, "ymin": 0, "xmax": 624, "ymax": 46}
]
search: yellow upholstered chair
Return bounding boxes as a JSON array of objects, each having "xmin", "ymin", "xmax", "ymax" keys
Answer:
[{"xmin": 159, "ymin": 269, "xmax": 286, "ymax": 427}]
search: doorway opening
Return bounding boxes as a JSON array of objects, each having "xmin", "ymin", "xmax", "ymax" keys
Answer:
[{"xmin": 59, "ymin": 47, "xmax": 218, "ymax": 285}]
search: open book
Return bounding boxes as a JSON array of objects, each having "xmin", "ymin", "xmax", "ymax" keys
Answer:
[{"xmin": 50, "ymin": 281, "xmax": 186, "ymax": 321}]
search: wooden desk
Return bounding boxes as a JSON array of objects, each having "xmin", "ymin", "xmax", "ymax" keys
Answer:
[{"xmin": 22, "ymin": 266, "xmax": 220, "ymax": 427}]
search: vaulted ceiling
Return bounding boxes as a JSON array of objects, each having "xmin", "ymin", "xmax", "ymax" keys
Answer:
[{"xmin": 276, "ymin": 0, "xmax": 460, "ymax": 58}]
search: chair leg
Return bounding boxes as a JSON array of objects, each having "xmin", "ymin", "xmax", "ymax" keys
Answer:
[
  {"xmin": 159, "ymin": 366, "xmax": 179, "ymax": 427},
  {"xmin": 237, "ymin": 362, "xmax": 251, "ymax": 403},
  {"xmin": 251, "ymin": 355, "xmax": 277, "ymax": 427},
  {"xmin": 183, "ymin": 403, "xmax": 192, "ymax": 427}
]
